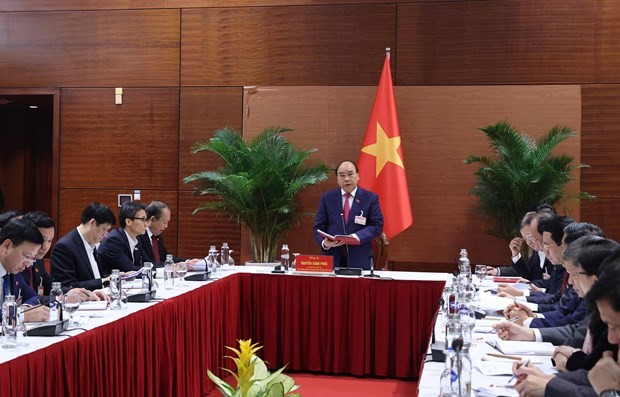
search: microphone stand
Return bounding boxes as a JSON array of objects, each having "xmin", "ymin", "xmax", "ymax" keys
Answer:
[
  {"xmin": 334, "ymin": 212, "xmax": 362, "ymax": 276},
  {"xmin": 364, "ymin": 249, "xmax": 380, "ymax": 278}
]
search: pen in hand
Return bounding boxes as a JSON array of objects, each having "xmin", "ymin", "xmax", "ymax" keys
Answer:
[
  {"xmin": 488, "ymin": 316, "xmax": 520, "ymax": 333},
  {"xmin": 507, "ymin": 359, "xmax": 530, "ymax": 385}
]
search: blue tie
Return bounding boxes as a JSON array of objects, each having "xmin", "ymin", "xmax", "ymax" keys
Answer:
[{"xmin": 2, "ymin": 274, "xmax": 9, "ymax": 297}]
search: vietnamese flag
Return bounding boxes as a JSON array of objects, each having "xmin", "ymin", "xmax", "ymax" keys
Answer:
[{"xmin": 357, "ymin": 52, "xmax": 412, "ymax": 239}]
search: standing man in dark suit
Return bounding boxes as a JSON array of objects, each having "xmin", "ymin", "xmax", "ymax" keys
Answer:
[
  {"xmin": 138, "ymin": 200, "xmax": 201, "ymax": 268},
  {"xmin": 98, "ymin": 201, "xmax": 147, "ymax": 275},
  {"xmin": 313, "ymin": 160, "xmax": 384, "ymax": 270},
  {"xmin": 51, "ymin": 202, "xmax": 116, "ymax": 291}
]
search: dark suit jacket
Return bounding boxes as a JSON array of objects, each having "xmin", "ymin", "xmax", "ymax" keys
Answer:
[
  {"xmin": 97, "ymin": 227, "xmax": 143, "ymax": 275},
  {"xmin": 313, "ymin": 187, "xmax": 384, "ymax": 270},
  {"xmin": 545, "ymin": 369, "xmax": 597, "ymax": 397},
  {"xmin": 137, "ymin": 232, "xmax": 184, "ymax": 268},
  {"xmin": 2, "ymin": 273, "xmax": 39, "ymax": 306},
  {"xmin": 21, "ymin": 259, "xmax": 54, "ymax": 296},
  {"xmin": 527, "ymin": 265, "xmax": 565, "ymax": 305},
  {"xmin": 51, "ymin": 228, "xmax": 104, "ymax": 291},
  {"xmin": 530, "ymin": 290, "xmax": 587, "ymax": 328},
  {"xmin": 539, "ymin": 312, "xmax": 590, "ymax": 346}
]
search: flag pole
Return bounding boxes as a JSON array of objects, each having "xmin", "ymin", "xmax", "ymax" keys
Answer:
[{"xmin": 386, "ymin": 47, "xmax": 391, "ymax": 60}]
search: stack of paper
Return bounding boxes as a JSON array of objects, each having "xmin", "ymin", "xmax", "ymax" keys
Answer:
[{"xmin": 486, "ymin": 339, "xmax": 555, "ymax": 356}]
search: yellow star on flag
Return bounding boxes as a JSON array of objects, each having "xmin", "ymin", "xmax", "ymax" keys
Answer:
[{"xmin": 361, "ymin": 121, "xmax": 404, "ymax": 177}]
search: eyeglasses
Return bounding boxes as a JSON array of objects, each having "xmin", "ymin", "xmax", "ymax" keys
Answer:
[
  {"xmin": 15, "ymin": 246, "xmax": 37, "ymax": 263},
  {"xmin": 96, "ymin": 223, "xmax": 111, "ymax": 237},
  {"xmin": 129, "ymin": 216, "xmax": 148, "ymax": 223},
  {"xmin": 542, "ymin": 241, "xmax": 554, "ymax": 249}
]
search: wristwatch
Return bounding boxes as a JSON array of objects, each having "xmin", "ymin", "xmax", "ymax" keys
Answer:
[{"xmin": 600, "ymin": 390, "xmax": 620, "ymax": 397}]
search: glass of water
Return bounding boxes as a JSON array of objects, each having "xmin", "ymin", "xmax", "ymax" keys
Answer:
[
  {"xmin": 475, "ymin": 264, "xmax": 487, "ymax": 284},
  {"xmin": 63, "ymin": 294, "xmax": 81, "ymax": 326},
  {"xmin": 176, "ymin": 261, "xmax": 188, "ymax": 287}
]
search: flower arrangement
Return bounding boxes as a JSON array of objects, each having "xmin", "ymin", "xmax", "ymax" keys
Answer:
[{"xmin": 208, "ymin": 339, "xmax": 300, "ymax": 397}]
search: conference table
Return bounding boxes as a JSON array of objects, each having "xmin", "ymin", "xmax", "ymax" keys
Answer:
[{"xmin": 0, "ymin": 266, "xmax": 447, "ymax": 397}]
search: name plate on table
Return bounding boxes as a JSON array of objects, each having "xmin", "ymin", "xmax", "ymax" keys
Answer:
[{"xmin": 295, "ymin": 255, "xmax": 333, "ymax": 273}]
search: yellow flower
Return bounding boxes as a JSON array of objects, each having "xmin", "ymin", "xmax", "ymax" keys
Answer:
[{"xmin": 226, "ymin": 339, "xmax": 262, "ymax": 397}]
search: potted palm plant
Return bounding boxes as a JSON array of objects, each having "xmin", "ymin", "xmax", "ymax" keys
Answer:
[
  {"xmin": 464, "ymin": 121, "xmax": 594, "ymax": 242},
  {"xmin": 184, "ymin": 126, "xmax": 329, "ymax": 263}
]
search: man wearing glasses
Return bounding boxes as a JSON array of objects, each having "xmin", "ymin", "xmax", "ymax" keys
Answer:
[
  {"xmin": 0, "ymin": 218, "xmax": 43, "ymax": 314},
  {"xmin": 313, "ymin": 160, "xmax": 384, "ymax": 270},
  {"xmin": 52, "ymin": 202, "xmax": 117, "ymax": 290},
  {"xmin": 98, "ymin": 201, "xmax": 147, "ymax": 275}
]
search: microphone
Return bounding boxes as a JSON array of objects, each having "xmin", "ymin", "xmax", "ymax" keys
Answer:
[
  {"xmin": 340, "ymin": 212, "xmax": 350, "ymax": 261},
  {"xmin": 364, "ymin": 245, "xmax": 380, "ymax": 278}
]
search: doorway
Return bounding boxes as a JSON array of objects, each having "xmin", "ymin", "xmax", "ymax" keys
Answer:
[{"xmin": 0, "ymin": 89, "xmax": 59, "ymax": 223}]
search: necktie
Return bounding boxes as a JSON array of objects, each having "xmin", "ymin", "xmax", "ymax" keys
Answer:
[
  {"xmin": 343, "ymin": 193, "xmax": 351, "ymax": 223},
  {"xmin": 151, "ymin": 235, "xmax": 160, "ymax": 262},
  {"xmin": 561, "ymin": 271, "xmax": 569, "ymax": 295}
]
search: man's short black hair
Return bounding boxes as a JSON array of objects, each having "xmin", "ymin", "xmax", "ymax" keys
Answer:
[
  {"xmin": 119, "ymin": 201, "xmax": 146, "ymax": 228},
  {"xmin": 563, "ymin": 236, "xmax": 619, "ymax": 277},
  {"xmin": 23, "ymin": 211, "xmax": 55, "ymax": 229},
  {"xmin": 0, "ymin": 218, "xmax": 44, "ymax": 246},
  {"xmin": 80, "ymin": 202, "xmax": 117, "ymax": 226},
  {"xmin": 563, "ymin": 222, "xmax": 605, "ymax": 246},
  {"xmin": 587, "ymin": 248, "xmax": 620, "ymax": 312},
  {"xmin": 538, "ymin": 215, "xmax": 574, "ymax": 246},
  {"xmin": 334, "ymin": 160, "xmax": 358, "ymax": 175},
  {"xmin": 0, "ymin": 210, "xmax": 23, "ymax": 229}
]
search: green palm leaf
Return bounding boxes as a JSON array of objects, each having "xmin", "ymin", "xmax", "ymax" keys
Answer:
[
  {"xmin": 184, "ymin": 126, "xmax": 329, "ymax": 262},
  {"xmin": 465, "ymin": 121, "xmax": 594, "ymax": 241}
]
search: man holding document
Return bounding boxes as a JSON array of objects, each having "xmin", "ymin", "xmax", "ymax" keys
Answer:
[{"xmin": 313, "ymin": 160, "xmax": 383, "ymax": 270}]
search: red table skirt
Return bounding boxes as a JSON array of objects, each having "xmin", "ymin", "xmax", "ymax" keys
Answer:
[{"xmin": 1, "ymin": 273, "xmax": 444, "ymax": 397}]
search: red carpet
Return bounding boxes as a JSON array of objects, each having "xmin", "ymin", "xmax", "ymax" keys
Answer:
[{"xmin": 206, "ymin": 373, "xmax": 418, "ymax": 397}]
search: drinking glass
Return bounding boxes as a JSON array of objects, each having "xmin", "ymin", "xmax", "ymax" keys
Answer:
[
  {"xmin": 475, "ymin": 264, "xmax": 487, "ymax": 284},
  {"xmin": 15, "ymin": 308, "xmax": 28, "ymax": 347},
  {"xmin": 176, "ymin": 261, "xmax": 188, "ymax": 287},
  {"xmin": 63, "ymin": 294, "xmax": 81, "ymax": 326}
]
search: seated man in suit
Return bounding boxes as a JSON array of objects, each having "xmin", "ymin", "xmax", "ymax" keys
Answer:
[
  {"xmin": 98, "ymin": 201, "xmax": 147, "ymax": 275},
  {"xmin": 51, "ymin": 202, "xmax": 116, "ymax": 291},
  {"xmin": 24, "ymin": 211, "xmax": 104, "ymax": 302},
  {"xmin": 511, "ymin": 248, "xmax": 620, "ymax": 397},
  {"xmin": 313, "ymin": 160, "xmax": 384, "ymax": 270},
  {"xmin": 489, "ymin": 211, "xmax": 551, "ymax": 280},
  {"xmin": 138, "ymin": 200, "xmax": 201, "ymax": 268},
  {"xmin": 0, "ymin": 218, "xmax": 43, "ymax": 312}
]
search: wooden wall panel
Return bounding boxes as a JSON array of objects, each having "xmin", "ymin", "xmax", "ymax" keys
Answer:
[
  {"xmin": 179, "ymin": 87, "xmax": 243, "ymax": 190},
  {"xmin": 0, "ymin": 0, "xmax": 412, "ymax": 12},
  {"xmin": 0, "ymin": 10, "xmax": 180, "ymax": 87},
  {"xmin": 181, "ymin": 5, "xmax": 396, "ymax": 86},
  {"xmin": 581, "ymin": 85, "xmax": 620, "ymax": 197},
  {"xmin": 58, "ymin": 189, "xmax": 179, "ymax": 255},
  {"xmin": 581, "ymin": 198, "xmax": 620, "ymax": 243},
  {"xmin": 396, "ymin": 1, "xmax": 620, "ymax": 85},
  {"xmin": 60, "ymin": 88, "xmax": 179, "ymax": 189},
  {"xmin": 243, "ymin": 85, "xmax": 582, "ymax": 267},
  {"xmin": 177, "ymin": 191, "xmax": 241, "ymax": 263}
]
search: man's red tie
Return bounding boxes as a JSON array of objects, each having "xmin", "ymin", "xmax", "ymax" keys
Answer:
[
  {"xmin": 343, "ymin": 193, "xmax": 351, "ymax": 223},
  {"xmin": 561, "ymin": 271, "xmax": 569, "ymax": 295},
  {"xmin": 151, "ymin": 235, "xmax": 161, "ymax": 262}
]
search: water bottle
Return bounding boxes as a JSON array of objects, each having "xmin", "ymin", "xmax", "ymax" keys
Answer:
[
  {"xmin": 164, "ymin": 254, "xmax": 174, "ymax": 289},
  {"xmin": 142, "ymin": 262, "xmax": 154, "ymax": 292},
  {"xmin": 444, "ymin": 314, "xmax": 462, "ymax": 351},
  {"xmin": 1, "ymin": 295, "xmax": 18, "ymax": 349},
  {"xmin": 109, "ymin": 269, "xmax": 122, "ymax": 310},
  {"xmin": 439, "ymin": 347, "xmax": 457, "ymax": 397},
  {"xmin": 209, "ymin": 246, "xmax": 220, "ymax": 270},
  {"xmin": 439, "ymin": 345, "xmax": 471, "ymax": 397},
  {"xmin": 221, "ymin": 243, "xmax": 230, "ymax": 267},
  {"xmin": 280, "ymin": 244, "xmax": 290, "ymax": 271},
  {"xmin": 458, "ymin": 249, "xmax": 471, "ymax": 282},
  {"xmin": 49, "ymin": 281, "xmax": 64, "ymax": 321}
]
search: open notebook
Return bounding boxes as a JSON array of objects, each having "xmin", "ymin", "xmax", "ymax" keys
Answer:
[{"xmin": 486, "ymin": 339, "xmax": 555, "ymax": 356}]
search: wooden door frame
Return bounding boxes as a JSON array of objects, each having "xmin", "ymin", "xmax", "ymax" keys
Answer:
[{"xmin": 0, "ymin": 88, "xmax": 60, "ymax": 225}]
